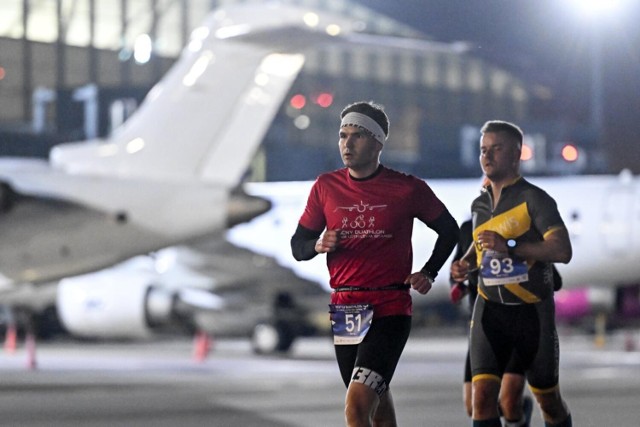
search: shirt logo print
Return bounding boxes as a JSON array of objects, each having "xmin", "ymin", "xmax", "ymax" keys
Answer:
[
  {"xmin": 335, "ymin": 201, "xmax": 391, "ymax": 239},
  {"xmin": 334, "ymin": 201, "xmax": 387, "ymax": 213}
]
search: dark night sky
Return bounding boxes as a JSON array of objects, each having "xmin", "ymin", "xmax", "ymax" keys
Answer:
[{"xmin": 352, "ymin": 0, "xmax": 640, "ymax": 173}]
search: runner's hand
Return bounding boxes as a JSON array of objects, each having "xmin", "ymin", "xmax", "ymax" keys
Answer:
[
  {"xmin": 315, "ymin": 229, "xmax": 341, "ymax": 253},
  {"xmin": 450, "ymin": 259, "xmax": 470, "ymax": 282},
  {"xmin": 405, "ymin": 272, "xmax": 432, "ymax": 295}
]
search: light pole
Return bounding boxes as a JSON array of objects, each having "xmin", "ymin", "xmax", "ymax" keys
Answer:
[
  {"xmin": 563, "ymin": 0, "xmax": 628, "ymax": 171},
  {"xmin": 589, "ymin": 21, "xmax": 603, "ymax": 145}
]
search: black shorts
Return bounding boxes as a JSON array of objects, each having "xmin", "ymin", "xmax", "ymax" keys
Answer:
[
  {"xmin": 463, "ymin": 293, "xmax": 525, "ymax": 383},
  {"xmin": 470, "ymin": 296, "xmax": 560, "ymax": 391},
  {"xmin": 334, "ymin": 315, "xmax": 411, "ymax": 393}
]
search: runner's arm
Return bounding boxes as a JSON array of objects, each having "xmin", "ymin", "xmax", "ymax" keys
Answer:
[
  {"xmin": 511, "ymin": 226, "xmax": 572, "ymax": 264},
  {"xmin": 419, "ymin": 210, "xmax": 460, "ymax": 279},
  {"xmin": 291, "ymin": 224, "xmax": 323, "ymax": 261}
]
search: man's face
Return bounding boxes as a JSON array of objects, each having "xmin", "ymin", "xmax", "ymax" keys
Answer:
[
  {"xmin": 338, "ymin": 125, "xmax": 382, "ymax": 172},
  {"xmin": 479, "ymin": 132, "xmax": 520, "ymax": 181}
]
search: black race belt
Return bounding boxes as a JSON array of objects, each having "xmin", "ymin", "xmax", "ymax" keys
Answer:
[{"xmin": 333, "ymin": 284, "xmax": 410, "ymax": 293}]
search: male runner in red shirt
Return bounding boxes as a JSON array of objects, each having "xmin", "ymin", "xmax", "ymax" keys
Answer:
[{"xmin": 291, "ymin": 101, "xmax": 459, "ymax": 426}]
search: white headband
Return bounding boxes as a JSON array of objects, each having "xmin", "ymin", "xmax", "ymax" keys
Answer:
[{"xmin": 340, "ymin": 112, "xmax": 387, "ymax": 144}]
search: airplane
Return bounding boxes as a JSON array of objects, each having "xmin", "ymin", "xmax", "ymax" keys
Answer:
[
  {"xmin": 228, "ymin": 170, "xmax": 640, "ymax": 334},
  {"xmin": 0, "ymin": 2, "xmax": 468, "ymax": 358}
]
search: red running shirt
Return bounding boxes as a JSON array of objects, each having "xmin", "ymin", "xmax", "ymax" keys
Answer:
[{"xmin": 298, "ymin": 166, "xmax": 446, "ymax": 317}]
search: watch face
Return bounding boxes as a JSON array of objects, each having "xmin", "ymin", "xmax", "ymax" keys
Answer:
[{"xmin": 507, "ymin": 239, "xmax": 517, "ymax": 248}]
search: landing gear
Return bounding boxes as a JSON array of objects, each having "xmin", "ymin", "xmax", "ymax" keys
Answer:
[
  {"xmin": 250, "ymin": 321, "xmax": 295, "ymax": 354},
  {"xmin": 250, "ymin": 291, "xmax": 316, "ymax": 355}
]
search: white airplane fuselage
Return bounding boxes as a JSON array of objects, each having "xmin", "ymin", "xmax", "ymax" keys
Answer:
[{"xmin": 228, "ymin": 171, "xmax": 640, "ymax": 293}]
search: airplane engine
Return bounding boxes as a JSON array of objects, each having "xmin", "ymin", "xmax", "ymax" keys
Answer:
[{"xmin": 56, "ymin": 269, "xmax": 176, "ymax": 339}]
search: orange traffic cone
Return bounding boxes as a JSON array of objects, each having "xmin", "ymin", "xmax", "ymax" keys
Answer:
[
  {"xmin": 4, "ymin": 324, "xmax": 17, "ymax": 353},
  {"xmin": 192, "ymin": 331, "xmax": 213, "ymax": 362}
]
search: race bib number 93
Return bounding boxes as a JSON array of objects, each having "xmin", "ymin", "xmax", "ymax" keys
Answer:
[{"xmin": 480, "ymin": 250, "xmax": 529, "ymax": 286}]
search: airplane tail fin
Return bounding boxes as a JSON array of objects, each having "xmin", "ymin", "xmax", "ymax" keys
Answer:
[{"xmin": 49, "ymin": 4, "xmax": 355, "ymax": 188}]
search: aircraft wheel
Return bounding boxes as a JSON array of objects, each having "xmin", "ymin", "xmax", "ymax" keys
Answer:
[{"xmin": 251, "ymin": 322, "xmax": 295, "ymax": 354}]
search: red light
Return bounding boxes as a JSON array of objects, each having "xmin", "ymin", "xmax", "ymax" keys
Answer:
[
  {"xmin": 0, "ymin": 67, "xmax": 6, "ymax": 80},
  {"xmin": 290, "ymin": 94, "xmax": 306, "ymax": 109},
  {"xmin": 520, "ymin": 143, "xmax": 533, "ymax": 161},
  {"xmin": 315, "ymin": 92, "xmax": 333, "ymax": 108},
  {"xmin": 561, "ymin": 144, "xmax": 579, "ymax": 162}
]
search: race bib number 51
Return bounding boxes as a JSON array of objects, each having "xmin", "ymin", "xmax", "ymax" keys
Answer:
[{"xmin": 329, "ymin": 304, "xmax": 374, "ymax": 345}]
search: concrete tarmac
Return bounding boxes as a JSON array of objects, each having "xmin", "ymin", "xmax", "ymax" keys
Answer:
[{"xmin": 0, "ymin": 329, "xmax": 639, "ymax": 426}]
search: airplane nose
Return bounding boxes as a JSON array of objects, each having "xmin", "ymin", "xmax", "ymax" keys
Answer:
[{"xmin": 226, "ymin": 190, "xmax": 271, "ymax": 227}]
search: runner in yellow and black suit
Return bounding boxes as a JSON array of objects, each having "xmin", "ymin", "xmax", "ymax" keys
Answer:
[
  {"xmin": 451, "ymin": 120, "xmax": 572, "ymax": 427},
  {"xmin": 470, "ymin": 176, "xmax": 564, "ymax": 394}
]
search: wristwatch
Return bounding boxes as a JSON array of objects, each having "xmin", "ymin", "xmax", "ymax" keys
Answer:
[
  {"xmin": 506, "ymin": 239, "xmax": 517, "ymax": 256},
  {"xmin": 421, "ymin": 270, "xmax": 436, "ymax": 285}
]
